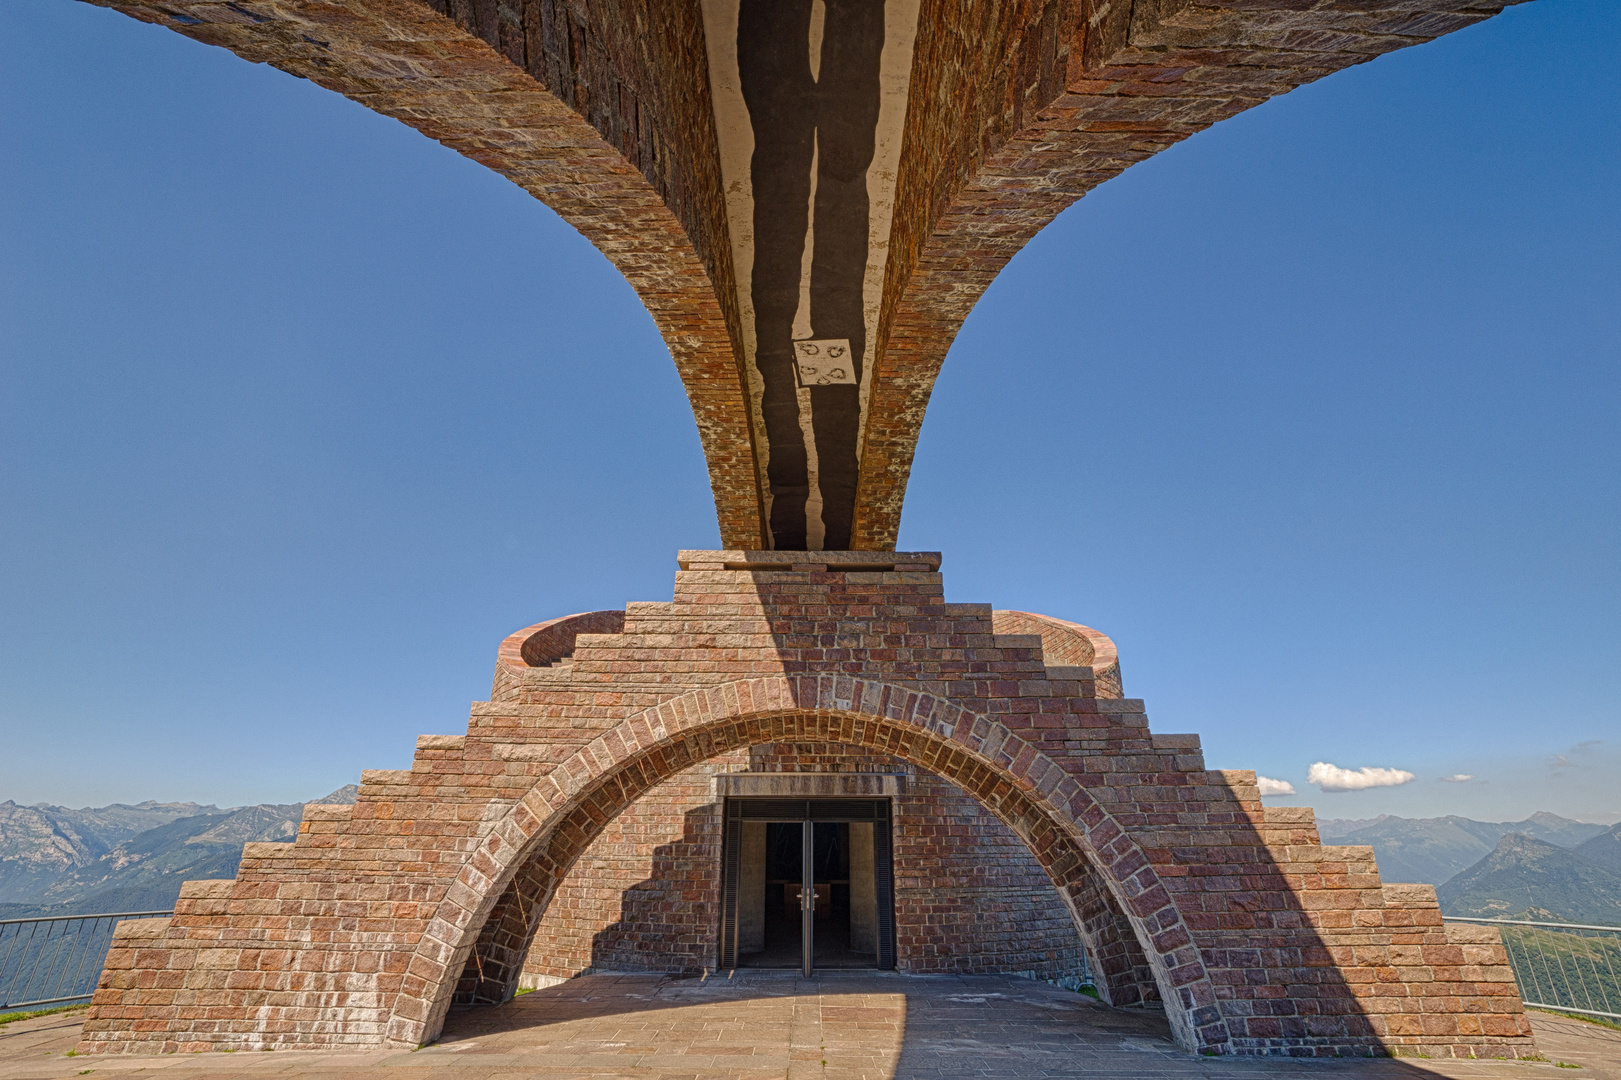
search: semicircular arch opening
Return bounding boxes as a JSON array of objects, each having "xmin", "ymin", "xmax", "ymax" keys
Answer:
[{"xmin": 386, "ymin": 683, "xmax": 1226, "ymax": 1053}]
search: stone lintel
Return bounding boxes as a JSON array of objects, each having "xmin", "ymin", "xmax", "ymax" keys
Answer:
[
  {"xmin": 1383, "ymin": 882, "xmax": 1441, "ymax": 907},
  {"xmin": 177, "ymin": 879, "xmax": 236, "ymax": 900},
  {"xmin": 112, "ymin": 917, "xmax": 171, "ymax": 939},
  {"xmin": 677, "ymin": 550, "xmax": 942, "ymax": 572},
  {"xmin": 714, "ymin": 771, "xmax": 906, "ymax": 798}
]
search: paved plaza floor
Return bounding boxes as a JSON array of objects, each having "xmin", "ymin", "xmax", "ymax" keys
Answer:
[{"xmin": 2, "ymin": 972, "xmax": 1617, "ymax": 1080}]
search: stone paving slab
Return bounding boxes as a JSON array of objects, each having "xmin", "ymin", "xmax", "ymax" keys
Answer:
[{"xmin": 3, "ymin": 973, "xmax": 1616, "ymax": 1080}]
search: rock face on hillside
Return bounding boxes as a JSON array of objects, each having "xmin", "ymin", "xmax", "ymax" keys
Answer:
[
  {"xmin": 1438, "ymin": 833, "xmax": 1621, "ymax": 924},
  {"xmin": 0, "ymin": 786, "xmax": 359, "ymax": 915},
  {"xmin": 1317, "ymin": 813, "xmax": 1608, "ymax": 887},
  {"xmin": 0, "ymin": 800, "xmax": 211, "ymax": 904}
]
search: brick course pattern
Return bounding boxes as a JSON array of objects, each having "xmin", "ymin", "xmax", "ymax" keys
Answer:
[
  {"xmin": 80, "ymin": 553, "xmax": 1535, "ymax": 1059},
  {"xmin": 518, "ymin": 745, "xmax": 1088, "ymax": 988},
  {"xmin": 84, "ymin": 0, "xmax": 1531, "ymax": 550}
]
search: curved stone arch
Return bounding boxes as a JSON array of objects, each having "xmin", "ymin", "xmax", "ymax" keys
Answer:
[
  {"xmin": 385, "ymin": 677, "xmax": 1227, "ymax": 1053},
  {"xmin": 848, "ymin": 0, "xmax": 1529, "ymax": 547},
  {"xmin": 991, "ymin": 610, "xmax": 1122, "ymax": 697},
  {"xmin": 88, "ymin": 0, "xmax": 768, "ymax": 548},
  {"xmin": 86, "ymin": 0, "xmax": 1516, "ymax": 551},
  {"xmin": 489, "ymin": 611, "xmax": 626, "ymax": 698}
]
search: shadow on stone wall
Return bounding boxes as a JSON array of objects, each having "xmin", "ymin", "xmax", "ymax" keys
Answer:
[
  {"xmin": 585, "ymin": 800, "xmax": 723, "ymax": 977},
  {"xmin": 568, "ymin": 753, "xmax": 1097, "ymax": 983}
]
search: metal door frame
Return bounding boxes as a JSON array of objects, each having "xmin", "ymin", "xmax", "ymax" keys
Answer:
[{"xmin": 718, "ymin": 797, "xmax": 896, "ymax": 973}]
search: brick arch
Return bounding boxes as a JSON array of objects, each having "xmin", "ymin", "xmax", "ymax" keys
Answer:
[
  {"xmin": 87, "ymin": 0, "xmax": 1517, "ymax": 551},
  {"xmin": 385, "ymin": 677, "xmax": 1228, "ymax": 1053},
  {"xmin": 469, "ymin": 735, "xmax": 1156, "ymax": 1007},
  {"xmin": 89, "ymin": 0, "xmax": 768, "ymax": 549}
]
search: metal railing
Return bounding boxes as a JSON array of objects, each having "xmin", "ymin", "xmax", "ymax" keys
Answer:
[
  {"xmin": 1, "ymin": 911, "xmax": 172, "ymax": 1011},
  {"xmin": 1447, "ymin": 917, "xmax": 1621, "ymax": 1021}
]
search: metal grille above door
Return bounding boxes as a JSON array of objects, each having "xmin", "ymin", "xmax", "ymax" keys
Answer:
[{"xmin": 730, "ymin": 799, "xmax": 888, "ymax": 821}]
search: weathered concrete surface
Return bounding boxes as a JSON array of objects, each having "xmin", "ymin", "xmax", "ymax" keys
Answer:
[{"xmin": 6, "ymin": 974, "xmax": 1618, "ymax": 1079}]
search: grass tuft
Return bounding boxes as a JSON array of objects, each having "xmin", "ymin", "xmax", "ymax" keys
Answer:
[
  {"xmin": 1530, "ymin": 1008, "xmax": 1621, "ymax": 1032},
  {"xmin": 0, "ymin": 1003, "xmax": 90, "ymax": 1027}
]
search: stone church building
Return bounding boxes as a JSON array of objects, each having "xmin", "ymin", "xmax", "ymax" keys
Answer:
[
  {"xmin": 72, "ymin": 0, "xmax": 1543, "ymax": 1060},
  {"xmin": 513, "ymin": 607, "xmax": 1108, "ymax": 990}
]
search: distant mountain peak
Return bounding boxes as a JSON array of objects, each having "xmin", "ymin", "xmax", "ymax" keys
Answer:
[
  {"xmin": 1526, "ymin": 810, "xmax": 1588, "ymax": 826},
  {"xmin": 23, "ymin": 800, "xmax": 218, "ymax": 814},
  {"xmin": 1311, "ymin": 811, "xmax": 1609, "ymax": 889},
  {"xmin": 1438, "ymin": 831, "xmax": 1621, "ymax": 924},
  {"xmin": 1495, "ymin": 832, "xmax": 1555, "ymax": 855},
  {"xmin": 1573, "ymin": 821, "xmax": 1621, "ymax": 877},
  {"xmin": 0, "ymin": 787, "xmax": 362, "ymax": 913}
]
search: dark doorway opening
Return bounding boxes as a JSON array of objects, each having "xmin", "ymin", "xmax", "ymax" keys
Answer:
[{"xmin": 719, "ymin": 798, "xmax": 895, "ymax": 974}]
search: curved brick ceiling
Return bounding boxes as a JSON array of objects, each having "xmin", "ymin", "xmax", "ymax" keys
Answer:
[{"xmin": 87, "ymin": 0, "xmax": 1524, "ymax": 549}]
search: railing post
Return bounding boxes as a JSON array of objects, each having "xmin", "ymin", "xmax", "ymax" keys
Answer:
[
  {"xmin": 0, "ymin": 911, "xmax": 174, "ymax": 1012},
  {"xmin": 1444, "ymin": 916, "xmax": 1621, "ymax": 1022}
]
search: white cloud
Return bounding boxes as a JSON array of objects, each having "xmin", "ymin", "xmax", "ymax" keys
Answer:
[
  {"xmin": 1439, "ymin": 774, "xmax": 1475, "ymax": 783},
  {"xmin": 1256, "ymin": 776, "xmax": 1296, "ymax": 796},
  {"xmin": 1307, "ymin": 762, "xmax": 1416, "ymax": 792},
  {"xmin": 1550, "ymin": 741, "xmax": 1605, "ymax": 776}
]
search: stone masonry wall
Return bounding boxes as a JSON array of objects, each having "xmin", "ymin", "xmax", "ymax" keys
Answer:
[
  {"xmin": 80, "ymin": 551, "xmax": 1534, "ymax": 1058},
  {"xmin": 521, "ymin": 744, "xmax": 1087, "ymax": 985},
  {"xmin": 521, "ymin": 753, "xmax": 741, "ymax": 983},
  {"xmin": 757, "ymin": 746, "xmax": 1083, "ymax": 979}
]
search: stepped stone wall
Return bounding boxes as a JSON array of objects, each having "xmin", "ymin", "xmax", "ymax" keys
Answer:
[
  {"xmin": 81, "ymin": 552, "xmax": 1534, "ymax": 1058},
  {"xmin": 64, "ymin": 0, "xmax": 1546, "ymax": 1060}
]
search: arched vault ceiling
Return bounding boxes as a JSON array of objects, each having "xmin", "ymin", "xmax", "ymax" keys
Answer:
[{"xmin": 86, "ymin": 0, "xmax": 1526, "ymax": 550}]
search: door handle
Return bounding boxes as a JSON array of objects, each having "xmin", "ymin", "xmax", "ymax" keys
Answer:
[{"xmin": 801, "ymin": 886, "xmax": 816, "ymax": 910}]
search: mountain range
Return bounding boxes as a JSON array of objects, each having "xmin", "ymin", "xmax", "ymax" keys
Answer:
[
  {"xmin": 0, "ymin": 786, "xmax": 358, "ymax": 917},
  {"xmin": 4, "ymin": 796, "xmax": 1617, "ymax": 925},
  {"xmin": 1438, "ymin": 832, "xmax": 1621, "ymax": 924},
  {"xmin": 1317, "ymin": 812, "xmax": 1609, "ymax": 887},
  {"xmin": 1319, "ymin": 812, "xmax": 1621, "ymax": 924}
]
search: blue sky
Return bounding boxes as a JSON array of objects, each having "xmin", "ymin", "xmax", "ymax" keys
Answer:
[{"xmin": 2, "ymin": 0, "xmax": 1617, "ymax": 823}]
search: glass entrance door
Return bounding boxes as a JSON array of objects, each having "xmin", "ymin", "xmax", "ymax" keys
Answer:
[{"xmin": 719, "ymin": 798, "xmax": 895, "ymax": 974}]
